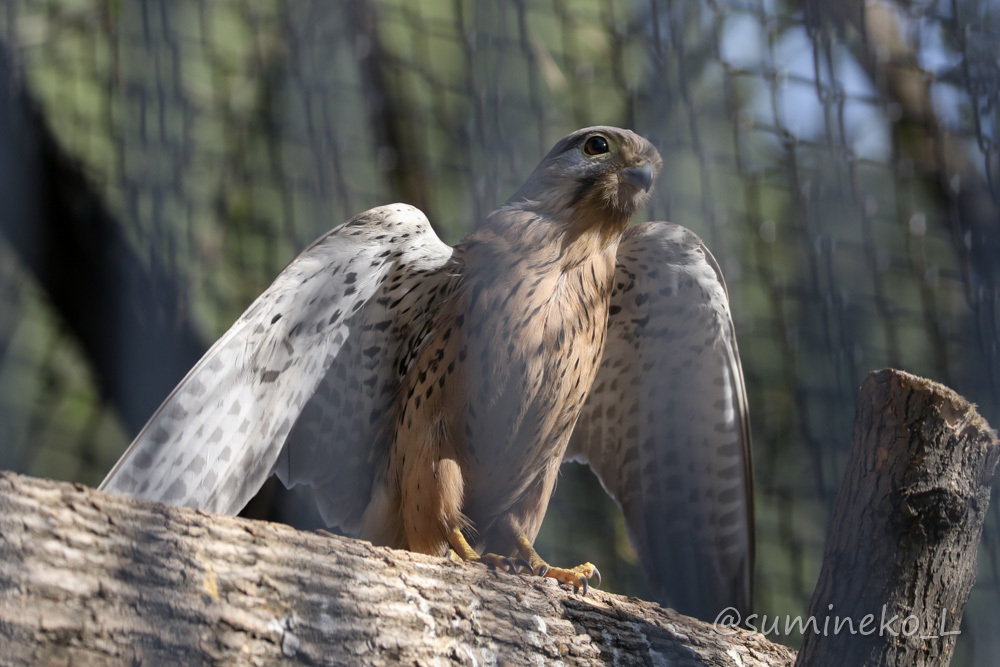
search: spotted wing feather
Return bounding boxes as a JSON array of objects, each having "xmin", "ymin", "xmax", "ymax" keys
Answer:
[
  {"xmin": 566, "ymin": 221, "xmax": 754, "ymax": 620},
  {"xmin": 101, "ymin": 204, "xmax": 454, "ymax": 522}
]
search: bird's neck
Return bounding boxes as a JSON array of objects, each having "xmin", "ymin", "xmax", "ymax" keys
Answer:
[
  {"xmin": 558, "ymin": 218, "xmax": 625, "ymax": 273},
  {"xmin": 477, "ymin": 203, "xmax": 627, "ymax": 274}
]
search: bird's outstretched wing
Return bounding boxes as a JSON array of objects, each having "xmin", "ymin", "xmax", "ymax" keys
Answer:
[
  {"xmin": 101, "ymin": 204, "xmax": 454, "ymax": 524},
  {"xmin": 566, "ymin": 221, "xmax": 754, "ymax": 620}
]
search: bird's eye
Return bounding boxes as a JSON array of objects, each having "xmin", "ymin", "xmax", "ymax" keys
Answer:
[{"xmin": 582, "ymin": 135, "xmax": 610, "ymax": 156}]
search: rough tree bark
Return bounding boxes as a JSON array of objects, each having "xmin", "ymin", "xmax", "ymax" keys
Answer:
[
  {"xmin": 0, "ymin": 471, "xmax": 793, "ymax": 666},
  {"xmin": 0, "ymin": 369, "xmax": 995, "ymax": 665},
  {"xmin": 796, "ymin": 369, "xmax": 1000, "ymax": 666}
]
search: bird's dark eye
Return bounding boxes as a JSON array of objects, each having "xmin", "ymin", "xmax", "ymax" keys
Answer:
[{"xmin": 583, "ymin": 135, "xmax": 610, "ymax": 156}]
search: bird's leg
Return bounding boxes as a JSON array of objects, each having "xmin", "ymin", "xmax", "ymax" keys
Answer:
[
  {"xmin": 515, "ymin": 536, "xmax": 602, "ymax": 595},
  {"xmin": 447, "ymin": 527, "xmax": 529, "ymax": 575}
]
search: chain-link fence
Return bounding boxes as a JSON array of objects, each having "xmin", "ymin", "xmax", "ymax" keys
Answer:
[{"xmin": 0, "ymin": 0, "xmax": 997, "ymax": 663}]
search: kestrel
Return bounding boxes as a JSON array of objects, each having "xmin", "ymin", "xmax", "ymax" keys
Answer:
[{"xmin": 101, "ymin": 127, "xmax": 753, "ymax": 620}]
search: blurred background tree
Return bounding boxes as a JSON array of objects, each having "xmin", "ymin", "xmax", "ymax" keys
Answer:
[{"xmin": 0, "ymin": 0, "xmax": 996, "ymax": 663}]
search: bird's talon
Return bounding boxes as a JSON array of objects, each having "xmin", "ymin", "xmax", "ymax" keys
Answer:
[
  {"xmin": 472, "ymin": 551, "xmax": 523, "ymax": 576},
  {"xmin": 513, "ymin": 557, "xmax": 533, "ymax": 573},
  {"xmin": 448, "ymin": 530, "xmax": 526, "ymax": 577},
  {"xmin": 513, "ymin": 536, "xmax": 599, "ymax": 595},
  {"xmin": 543, "ymin": 562, "xmax": 600, "ymax": 595}
]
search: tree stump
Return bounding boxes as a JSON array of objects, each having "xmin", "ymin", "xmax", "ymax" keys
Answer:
[{"xmin": 796, "ymin": 369, "xmax": 999, "ymax": 666}]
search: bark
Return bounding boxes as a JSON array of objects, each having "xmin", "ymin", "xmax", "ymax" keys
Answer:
[
  {"xmin": 796, "ymin": 369, "xmax": 1000, "ymax": 666},
  {"xmin": 0, "ymin": 471, "xmax": 793, "ymax": 666}
]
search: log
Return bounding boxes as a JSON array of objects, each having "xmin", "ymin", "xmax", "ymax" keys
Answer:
[
  {"xmin": 0, "ymin": 471, "xmax": 793, "ymax": 666},
  {"xmin": 796, "ymin": 369, "xmax": 1000, "ymax": 666}
]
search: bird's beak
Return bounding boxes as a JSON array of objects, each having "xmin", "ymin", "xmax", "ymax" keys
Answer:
[{"xmin": 621, "ymin": 161, "xmax": 654, "ymax": 192}]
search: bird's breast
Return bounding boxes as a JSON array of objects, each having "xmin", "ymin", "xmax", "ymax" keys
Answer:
[{"xmin": 455, "ymin": 248, "xmax": 619, "ymax": 516}]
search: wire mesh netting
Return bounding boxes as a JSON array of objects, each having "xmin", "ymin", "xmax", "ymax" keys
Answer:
[{"xmin": 0, "ymin": 0, "xmax": 997, "ymax": 662}]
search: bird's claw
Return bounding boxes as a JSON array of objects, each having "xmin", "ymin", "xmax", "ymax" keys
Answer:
[
  {"xmin": 476, "ymin": 553, "xmax": 521, "ymax": 574},
  {"xmin": 539, "ymin": 562, "xmax": 601, "ymax": 595},
  {"xmin": 512, "ymin": 535, "xmax": 601, "ymax": 595},
  {"xmin": 512, "ymin": 557, "xmax": 533, "ymax": 573},
  {"xmin": 447, "ymin": 529, "xmax": 530, "ymax": 576},
  {"xmin": 449, "ymin": 529, "xmax": 600, "ymax": 594}
]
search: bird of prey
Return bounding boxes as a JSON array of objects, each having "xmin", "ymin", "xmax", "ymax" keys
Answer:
[{"xmin": 101, "ymin": 126, "xmax": 753, "ymax": 620}]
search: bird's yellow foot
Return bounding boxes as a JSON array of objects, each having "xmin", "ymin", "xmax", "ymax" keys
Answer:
[
  {"xmin": 447, "ymin": 529, "xmax": 599, "ymax": 594},
  {"xmin": 516, "ymin": 536, "xmax": 601, "ymax": 595},
  {"xmin": 447, "ymin": 528, "xmax": 530, "ymax": 575}
]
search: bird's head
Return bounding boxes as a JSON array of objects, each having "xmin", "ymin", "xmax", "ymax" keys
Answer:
[{"xmin": 505, "ymin": 126, "xmax": 663, "ymax": 232}]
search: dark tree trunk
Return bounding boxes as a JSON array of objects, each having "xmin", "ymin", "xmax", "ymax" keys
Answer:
[
  {"xmin": 0, "ymin": 42, "xmax": 205, "ymax": 437},
  {"xmin": 796, "ymin": 369, "xmax": 1000, "ymax": 666}
]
